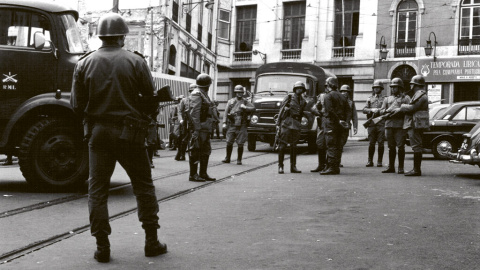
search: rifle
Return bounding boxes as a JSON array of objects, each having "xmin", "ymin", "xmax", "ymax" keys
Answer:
[{"xmin": 273, "ymin": 95, "xmax": 292, "ymax": 151}]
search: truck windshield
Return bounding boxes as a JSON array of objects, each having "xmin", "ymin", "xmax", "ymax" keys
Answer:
[
  {"xmin": 60, "ymin": 14, "xmax": 84, "ymax": 53},
  {"xmin": 255, "ymin": 75, "xmax": 313, "ymax": 94}
]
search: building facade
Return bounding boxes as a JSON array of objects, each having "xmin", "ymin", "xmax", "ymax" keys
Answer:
[{"xmin": 215, "ymin": 0, "xmax": 379, "ymax": 137}]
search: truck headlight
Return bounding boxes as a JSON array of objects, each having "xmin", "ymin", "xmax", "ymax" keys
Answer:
[
  {"xmin": 301, "ymin": 116, "xmax": 308, "ymax": 126},
  {"xmin": 250, "ymin": 115, "xmax": 258, "ymax": 125}
]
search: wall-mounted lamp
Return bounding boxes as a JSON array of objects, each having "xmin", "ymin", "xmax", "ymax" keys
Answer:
[
  {"xmin": 379, "ymin": 36, "xmax": 389, "ymax": 61},
  {"xmin": 253, "ymin": 50, "xmax": 267, "ymax": 64},
  {"xmin": 424, "ymin": 32, "xmax": 437, "ymax": 61},
  {"xmin": 182, "ymin": 0, "xmax": 214, "ymax": 14}
]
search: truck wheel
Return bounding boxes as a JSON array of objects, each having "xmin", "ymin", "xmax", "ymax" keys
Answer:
[
  {"xmin": 19, "ymin": 118, "xmax": 88, "ymax": 190},
  {"xmin": 248, "ymin": 134, "xmax": 256, "ymax": 152},
  {"xmin": 432, "ymin": 137, "xmax": 456, "ymax": 160}
]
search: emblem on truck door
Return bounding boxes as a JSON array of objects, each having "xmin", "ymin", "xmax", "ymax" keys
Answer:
[{"xmin": 2, "ymin": 72, "xmax": 17, "ymax": 90}]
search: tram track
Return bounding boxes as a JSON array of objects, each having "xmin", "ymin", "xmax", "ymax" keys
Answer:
[{"xmin": 0, "ymin": 151, "xmax": 284, "ymax": 264}]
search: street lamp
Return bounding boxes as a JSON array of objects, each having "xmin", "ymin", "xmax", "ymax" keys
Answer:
[
  {"xmin": 379, "ymin": 36, "xmax": 389, "ymax": 61},
  {"xmin": 253, "ymin": 49, "xmax": 267, "ymax": 64},
  {"xmin": 182, "ymin": 0, "xmax": 214, "ymax": 13},
  {"xmin": 424, "ymin": 32, "xmax": 437, "ymax": 61}
]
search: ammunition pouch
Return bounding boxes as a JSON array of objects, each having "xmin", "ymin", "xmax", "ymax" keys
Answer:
[{"xmin": 120, "ymin": 115, "xmax": 149, "ymax": 145}]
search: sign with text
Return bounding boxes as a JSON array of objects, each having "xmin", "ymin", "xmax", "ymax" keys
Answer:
[{"xmin": 419, "ymin": 57, "xmax": 480, "ymax": 82}]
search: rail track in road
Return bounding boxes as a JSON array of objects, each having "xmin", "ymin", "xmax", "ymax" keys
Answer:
[{"xmin": 0, "ymin": 146, "xmax": 292, "ymax": 264}]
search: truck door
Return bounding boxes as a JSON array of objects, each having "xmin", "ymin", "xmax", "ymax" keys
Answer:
[{"xmin": 0, "ymin": 8, "xmax": 56, "ymax": 127}]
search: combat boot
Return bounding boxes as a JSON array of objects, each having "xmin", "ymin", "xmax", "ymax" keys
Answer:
[
  {"xmin": 377, "ymin": 145, "xmax": 384, "ymax": 167},
  {"xmin": 189, "ymin": 159, "xmax": 204, "ymax": 182},
  {"xmin": 382, "ymin": 149, "xmax": 396, "ymax": 173},
  {"xmin": 222, "ymin": 144, "xmax": 233, "ymax": 163},
  {"xmin": 397, "ymin": 148, "xmax": 405, "ymax": 174},
  {"xmin": 278, "ymin": 148, "xmax": 285, "ymax": 174},
  {"xmin": 311, "ymin": 149, "xmax": 326, "ymax": 172},
  {"xmin": 366, "ymin": 145, "xmax": 375, "ymax": 167},
  {"xmin": 237, "ymin": 145, "xmax": 244, "ymax": 165},
  {"xmin": 290, "ymin": 146, "xmax": 301, "ymax": 173},
  {"xmin": 199, "ymin": 156, "xmax": 216, "ymax": 181},
  {"xmin": 144, "ymin": 229, "xmax": 167, "ymax": 257},
  {"xmin": 94, "ymin": 236, "xmax": 110, "ymax": 263},
  {"xmin": 405, "ymin": 152, "xmax": 422, "ymax": 176}
]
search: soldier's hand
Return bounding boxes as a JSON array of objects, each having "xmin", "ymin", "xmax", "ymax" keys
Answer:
[
  {"xmin": 192, "ymin": 131, "xmax": 199, "ymax": 140},
  {"xmin": 353, "ymin": 128, "xmax": 358, "ymax": 135},
  {"xmin": 240, "ymin": 104, "xmax": 246, "ymax": 109},
  {"xmin": 222, "ymin": 123, "xmax": 227, "ymax": 129}
]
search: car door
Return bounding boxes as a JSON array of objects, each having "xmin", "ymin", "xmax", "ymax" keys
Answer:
[{"xmin": 449, "ymin": 105, "xmax": 480, "ymax": 135}]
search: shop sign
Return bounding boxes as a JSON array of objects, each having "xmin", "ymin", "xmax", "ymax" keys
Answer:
[{"xmin": 419, "ymin": 57, "xmax": 480, "ymax": 82}]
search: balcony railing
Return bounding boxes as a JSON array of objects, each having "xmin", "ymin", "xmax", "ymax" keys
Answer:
[
  {"xmin": 458, "ymin": 39, "xmax": 480, "ymax": 55},
  {"xmin": 281, "ymin": 49, "xmax": 301, "ymax": 60},
  {"xmin": 332, "ymin": 46, "xmax": 355, "ymax": 58},
  {"xmin": 233, "ymin": 51, "xmax": 252, "ymax": 62},
  {"xmin": 395, "ymin": 42, "xmax": 416, "ymax": 57}
]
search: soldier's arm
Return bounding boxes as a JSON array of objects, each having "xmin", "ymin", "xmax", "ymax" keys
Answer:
[
  {"xmin": 352, "ymin": 102, "xmax": 358, "ymax": 129},
  {"xmin": 136, "ymin": 59, "xmax": 157, "ymax": 116},
  {"xmin": 400, "ymin": 94, "xmax": 427, "ymax": 113},
  {"xmin": 190, "ymin": 91, "xmax": 202, "ymax": 131},
  {"xmin": 323, "ymin": 95, "xmax": 334, "ymax": 120},
  {"xmin": 362, "ymin": 99, "xmax": 372, "ymax": 114},
  {"xmin": 177, "ymin": 101, "xmax": 184, "ymax": 123},
  {"xmin": 223, "ymin": 100, "xmax": 231, "ymax": 124},
  {"xmin": 70, "ymin": 62, "xmax": 87, "ymax": 118},
  {"xmin": 244, "ymin": 100, "xmax": 256, "ymax": 113}
]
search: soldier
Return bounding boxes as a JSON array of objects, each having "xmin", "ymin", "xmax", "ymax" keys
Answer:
[
  {"xmin": 339, "ymin": 85, "xmax": 358, "ymax": 167},
  {"xmin": 187, "ymin": 74, "xmax": 216, "ymax": 182},
  {"xmin": 222, "ymin": 85, "xmax": 256, "ymax": 165},
  {"xmin": 320, "ymin": 77, "xmax": 349, "ymax": 175},
  {"xmin": 363, "ymin": 80, "xmax": 386, "ymax": 167},
  {"xmin": 310, "ymin": 89, "xmax": 327, "ymax": 173},
  {"xmin": 70, "ymin": 13, "xmax": 166, "ymax": 262},
  {"xmin": 380, "ymin": 78, "xmax": 411, "ymax": 174},
  {"xmin": 211, "ymin": 100, "xmax": 221, "ymax": 139},
  {"xmin": 276, "ymin": 81, "xmax": 307, "ymax": 174},
  {"xmin": 396, "ymin": 75, "xmax": 429, "ymax": 176},
  {"xmin": 176, "ymin": 84, "xmax": 196, "ymax": 161}
]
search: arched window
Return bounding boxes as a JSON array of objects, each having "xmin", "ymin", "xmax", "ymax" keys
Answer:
[
  {"xmin": 169, "ymin": 45, "xmax": 176, "ymax": 67},
  {"xmin": 459, "ymin": 0, "xmax": 480, "ymax": 55},
  {"xmin": 391, "ymin": 64, "xmax": 417, "ymax": 96},
  {"xmin": 395, "ymin": 0, "xmax": 418, "ymax": 57}
]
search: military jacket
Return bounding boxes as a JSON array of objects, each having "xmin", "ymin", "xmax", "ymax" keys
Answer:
[
  {"xmin": 346, "ymin": 99, "xmax": 358, "ymax": 129},
  {"xmin": 223, "ymin": 97, "xmax": 255, "ymax": 126},
  {"xmin": 177, "ymin": 96, "xmax": 189, "ymax": 124},
  {"xmin": 363, "ymin": 94, "xmax": 386, "ymax": 126},
  {"xmin": 399, "ymin": 90, "xmax": 429, "ymax": 129},
  {"xmin": 380, "ymin": 94, "xmax": 411, "ymax": 128},
  {"xmin": 278, "ymin": 93, "xmax": 307, "ymax": 130},
  {"xmin": 71, "ymin": 45, "xmax": 156, "ymax": 122},
  {"xmin": 188, "ymin": 88, "xmax": 214, "ymax": 132},
  {"xmin": 323, "ymin": 90, "xmax": 349, "ymax": 131}
]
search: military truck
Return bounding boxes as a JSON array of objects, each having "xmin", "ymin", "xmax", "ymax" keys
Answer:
[
  {"xmin": 247, "ymin": 62, "xmax": 336, "ymax": 152},
  {"xmin": 0, "ymin": 0, "xmax": 87, "ymax": 189}
]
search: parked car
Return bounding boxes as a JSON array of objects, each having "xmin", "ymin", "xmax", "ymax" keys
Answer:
[
  {"xmin": 422, "ymin": 101, "xmax": 480, "ymax": 159},
  {"xmin": 429, "ymin": 103, "xmax": 451, "ymax": 120},
  {"xmin": 447, "ymin": 120, "xmax": 480, "ymax": 166}
]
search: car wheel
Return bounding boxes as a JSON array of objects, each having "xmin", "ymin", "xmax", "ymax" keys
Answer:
[
  {"xmin": 18, "ymin": 118, "xmax": 88, "ymax": 190},
  {"xmin": 432, "ymin": 137, "xmax": 456, "ymax": 160}
]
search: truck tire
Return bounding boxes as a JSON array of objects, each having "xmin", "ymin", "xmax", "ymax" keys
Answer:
[
  {"xmin": 18, "ymin": 118, "xmax": 88, "ymax": 190},
  {"xmin": 248, "ymin": 134, "xmax": 256, "ymax": 152}
]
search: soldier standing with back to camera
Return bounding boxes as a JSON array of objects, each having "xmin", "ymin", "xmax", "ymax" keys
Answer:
[
  {"xmin": 380, "ymin": 78, "xmax": 411, "ymax": 174},
  {"xmin": 339, "ymin": 85, "xmax": 358, "ymax": 167},
  {"xmin": 395, "ymin": 75, "xmax": 429, "ymax": 176},
  {"xmin": 320, "ymin": 77, "xmax": 349, "ymax": 175},
  {"xmin": 222, "ymin": 85, "xmax": 255, "ymax": 165},
  {"xmin": 311, "ymin": 88, "xmax": 327, "ymax": 173},
  {"xmin": 363, "ymin": 80, "xmax": 386, "ymax": 167},
  {"xmin": 187, "ymin": 74, "xmax": 216, "ymax": 182},
  {"xmin": 176, "ymin": 84, "xmax": 196, "ymax": 161},
  {"xmin": 70, "ymin": 13, "xmax": 166, "ymax": 263},
  {"xmin": 276, "ymin": 81, "xmax": 307, "ymax": 174}
]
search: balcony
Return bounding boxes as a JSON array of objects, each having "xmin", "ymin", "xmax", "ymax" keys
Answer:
[
  {"xmin": 458, "ymin": 39, "xmax": 480, "ymax": 55},
  {"xmin": 281, "ymin": 49, "xmax": 301, "ymax": 60},
  {"xmin": 233, "ymin": 51, "xmax": 252, "ymax": 62},
  {"xmin": 394, "ymin": 42, "xmax": 416, "ymax": 57},
  {"xmin": 332, "ymin": 47, "xmax": 355, "ymax": 58}
]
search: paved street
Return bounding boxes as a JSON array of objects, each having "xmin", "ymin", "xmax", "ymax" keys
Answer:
[{"xmin": 1, "ymin": 140, "xmax": 480, "ymax": 269}]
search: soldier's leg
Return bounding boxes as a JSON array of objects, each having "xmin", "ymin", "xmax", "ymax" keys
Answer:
[
  {"xmin": 396, "ymin": 128, "xmax": 406, "ymax": 174},
  {"xmin": 382, "ymin": 128, "xmax": 396, "ymax": 173},
  {"xmin": 405, "ymin": 129, "xmax": 423, "ymax": 176},
  {"xmin": 223, "ymin": 127, "xmax": 235, "ymax": 163},
  {"xmin": 366, "ymin": 126, "xmax": 376, "ymax": 167},
  {"xmin": 290, "ymin": 143, "xmax": 301, "ymax": 173},
  {"xmin": 377, "ymin": 126, "xmax": 385, "ymax": 167},
  {"xmin": 236, "ymin": 126, "xmax": 248, "ymax": 165},
  {"xmin": 321, "ymin": 131, "xmax": 340, "ymax": 175},
  {"xmin": 199, "ymin": 131, "xmax": 215, "ymax": 181},
  {"xmin": 312, "ymin": 128, "xmax": 326, "ymax": 172},
  {"xmin": 278, "ymin": 142, "xmax": 286, "ymax": 174}
]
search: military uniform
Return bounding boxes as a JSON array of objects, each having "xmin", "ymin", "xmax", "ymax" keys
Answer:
[
  {"xmin": 71, "ymin": 44, "xmax": 161, "ymax": 251},
  {"xmin": 342, "ymin": 98, "xmax": 358, "ymax": 146},
  {"xmin": 176, "ymin": 96, "xmax": 189, "ymax": 161},
  {"xmin": 363, "ymin": 93, "xmax": 386, "ymax": 166},
  {"xmin": 310, "ymin": 93, "xmax": 327, "ymax": 172},
  {"xmin": 222, "ymin": 96, "xmax": 255, "ymax": 164}
]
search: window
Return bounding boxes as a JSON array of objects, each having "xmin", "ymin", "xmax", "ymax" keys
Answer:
[
  {"xmin": 218, "ymin": 9, "xmax": 230, "ymax": 40},
  {"xmin": 394, "ymin": 0, "xmax": 418, "ymax": 57},
  {"xmin": 460, "ymin": 0, "xmax": 480, "ymax": 42},
  {"xmin": 334, "ymin": 0, "xmax": 360, "ymax": 47},
  {"xmin": 172, "ymin": 0, "xmax": 179, "ymax": 23},
  {"xmin": 282, "ymin": 1, "xmax": 305, "ymax": 50},
  {"xmin": 169, "ymin": 45, "xmax": 176, "ymax": 67},
  {"xmin": 453, "ymin": 106, "xmax": 480, "ymax": 120},
  {"xmin": 180, "ymin": 44, "xmax": 197, "ymax": 79},
  {"xmin": 0, "ymin": 9, "xmax": 51, "ymax": 48},
  {"xmin": 198, "ymin": 2, "xmax": 203, "ymax": 41},
  {"xmin": 235, "ymin": 5, "xmax": 256, "ymax": 52}
]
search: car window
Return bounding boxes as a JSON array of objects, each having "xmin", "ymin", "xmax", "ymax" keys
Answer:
[
  {"xmin": 452, "ymin": 107, "xmax": 466, "ymax": 121},
  {"xmin": 466, "ymin": 106, "xmax": 480, "ymax": 121},
  {"xmin": 0, "ymin": 9, "xmax": 51, "ymax": 49},
  {"xmin": 432, "ymin": 107, "xmax": 447, "ymax": 120}
]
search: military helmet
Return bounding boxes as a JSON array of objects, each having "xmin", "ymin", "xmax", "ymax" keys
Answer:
[
  {"xmin": 189, "ymin": 84, "xmax": 197, "ymax": 92},
  {"xmin": 196, "ymin": 73, "xmax": 212, "ymax": 87},
  {"xmin": 409, "ymin": 75, "xmax": 425, "ymax": 86},
  {"xmin": 97, "ymin": 13, "xmax": 129, "ymax": 37},
  {"xmin": 339, "ymin": 85, "xmax": 351, "ymax": 92},
  {"xmin": 325, "ymin": 77, "xmax": 339, "ymax": 90},
  {"xmin": 372, "ymin": 80, "xmax": 384, "ymax": 89},
  {"xmin": 234, "ymin": 85, "xmax": 244, "ymax": 93},
  {"xmin": 293, "ymin": 81, "xmax": 306, "ymax": 92},
  {"xmin": 390, "ymin": 77, "xmax": 404, "ymax": 89}
]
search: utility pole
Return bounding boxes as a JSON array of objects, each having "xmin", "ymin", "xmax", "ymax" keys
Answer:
[{"xmin": 113, "ymin": 0, "xmax": 119, "ymax": 13}]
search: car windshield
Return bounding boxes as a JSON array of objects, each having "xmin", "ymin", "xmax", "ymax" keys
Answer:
[
  {"xmin": 255, "ymin": 75, "xmax": 313, "ymax": 94},
  {"xmin": 60, "ymin": 14, "xmax": 84, "ymax": 53}
]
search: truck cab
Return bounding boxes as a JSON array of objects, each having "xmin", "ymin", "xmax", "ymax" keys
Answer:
[
  {"xmin": 0, "ymin": 0, "xmax": 87, "ymax": 189},
  {"xmin": 247, "ymin": 62, "xmax": 335, "ymax": 152}
]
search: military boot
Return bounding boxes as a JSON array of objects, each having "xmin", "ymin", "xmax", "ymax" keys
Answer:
[
  {"xmin": 397, "ymin": 148, "xmax": 405, "ymax": 174},
  {"xmin": 377, "ymin": 145, "xmax": 384, "ymax": 167},
  {"xmin": 199, "ymin": 156, "xmax": 216, "ymax": 181},
  {"xmin": 382, "ymin": 149, "xmax": 396, "ymax": 173},
  {"xmin": 278, "ymin": 148, "xmax": 285, "ymax": 174},
  {"xmin": 290, "ymin": 146, "xmax": 301, "ymax": 173},
  {"xmin": 366, "ymin": 145, "xmax": 375, "ymax": 167},
  {"xmin": 222, "ymin": 144, "xmax": 233, "ymax": 163},
  {"xmin": 188, "ymin": 159, "xmax": 204, "ymax": 182},
  {"xmin": 237, "ymin": 145, "xmax": 244, "ymax": 165},
  {"xmin": 94, "ymin": 236, "xmax": 110, "ymax": 263},
  {"xmin": 311, "ymin": 149, "xmax": 326, "ymax": 172},
  {"xmin": 405, "ymin": 152, "xmax": 422, "ymax": 176},
  {"xmin": 144, "ymin": 229, "xmax": 167, "ymax": 257}
]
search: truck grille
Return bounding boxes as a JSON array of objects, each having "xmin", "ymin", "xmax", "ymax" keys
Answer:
[{"xmin": 258, "ymin": 112, "xmax": 277, "ymax": 124}]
